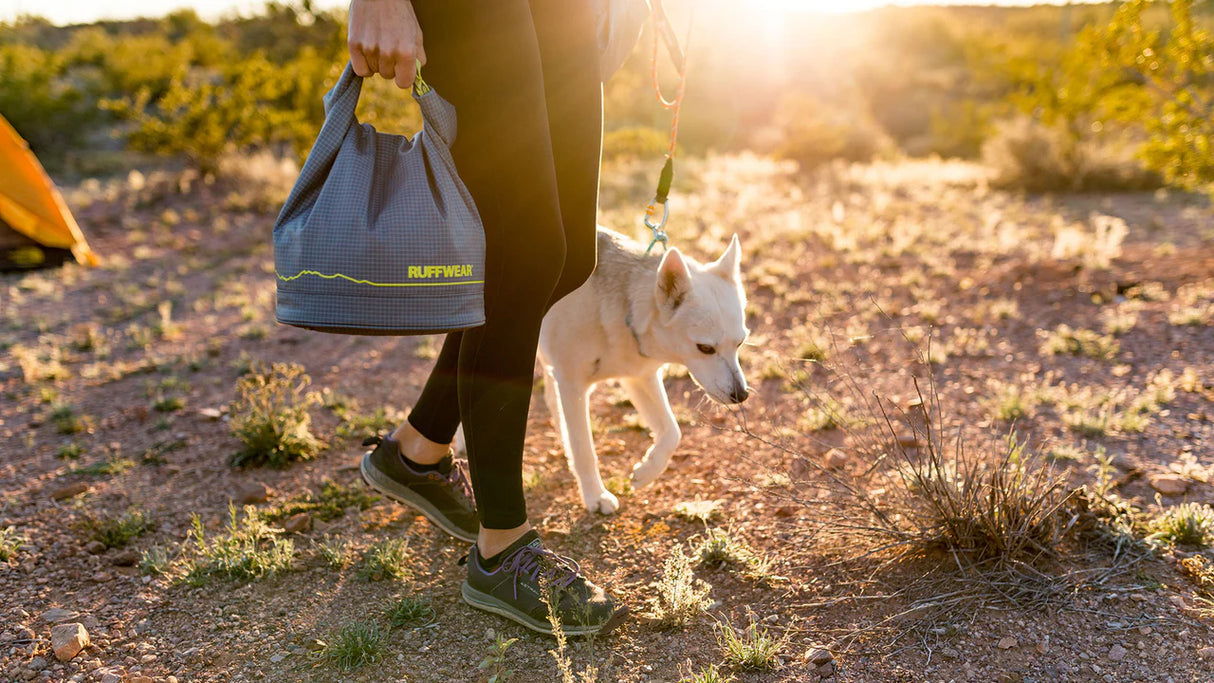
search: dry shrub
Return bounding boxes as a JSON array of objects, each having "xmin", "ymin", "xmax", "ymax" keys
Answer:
[
  {"xmin": 229, "ymin": 362, "xmax": 323, "ymax": 468},
  {"xmin": 776, "ymin": 94, "xmax": 891, "ymax": 172},
  {"xmin": 982, "ymin": 116, "xmax": 1161, "ymax": 193},
  {"xmin": 601, "ymin": 126, "xmax": 668, "ymax": 161},
  {"xmin": 737, "ymin": 334, "xmax": 1101, "ymax": 607}
]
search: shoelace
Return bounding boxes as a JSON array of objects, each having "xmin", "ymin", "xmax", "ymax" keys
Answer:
[
  {"xmin": 500, "ymin": 543, "xmax": 580, "ymax": 601},
  {"xmin": 446, "ymin": 457, "xmax": 474, "ymax": 502}
]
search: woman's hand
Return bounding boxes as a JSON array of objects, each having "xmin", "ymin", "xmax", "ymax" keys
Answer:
[{"xmin": 347, "ymin": 0, "xmax": 426, "ymax": 89}]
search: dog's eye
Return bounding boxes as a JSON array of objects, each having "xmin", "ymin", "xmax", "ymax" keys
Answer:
[{"xmin": 696, "ymin": 344, "xmax": 716, "ymax": 355}]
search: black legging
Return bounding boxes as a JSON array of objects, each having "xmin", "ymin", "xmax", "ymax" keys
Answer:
[{"xmin": 405, "ymin": 0, "xmax": 602, "ymax": 529}]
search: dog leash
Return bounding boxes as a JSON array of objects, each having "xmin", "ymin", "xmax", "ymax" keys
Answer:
[{"xmin": 643, "ymin": 0, "xmax": 693, "ymax": 256}]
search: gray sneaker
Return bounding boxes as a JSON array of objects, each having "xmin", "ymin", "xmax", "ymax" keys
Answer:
[
  {"xmin": 461, "ymin": 530, "xmax": 628, "ymax": 637},
  {"xmin": 360, "ymin": 435, "xmax": 478, "ymax": 543}
]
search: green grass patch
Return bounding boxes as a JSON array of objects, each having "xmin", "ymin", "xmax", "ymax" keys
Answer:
[
  {"xmin": 1149, "ymin": 503, "xmax": 1214, "ymax": 548},
  {"xmin": 319, "ymin": 619, "xmax": 386, "ymax": 672},
  {"xmin": 1039, "ymin": 325, "xmax": 1119, "ymax": 360},
  {"xmin": 716, "ymin": 612, "xmax": 785, "ymax": 671},
  {"xmin": 386, "ymin": 595, "xmax": 435, "ymax": 628},
  {"xmin": 0, "ymin": 526, "xmax": 26, "ymax": 561},
  {"xmin": 74, "ymin": 456, "xmax": 137, "ymax": 477},
  {"xmin": 358, "ymin": 538, "xmax": 411, "ymax": 581},
  {"xmin": 83, "ymin": 509, "xmax": 151, "ymax": 549},
  {"xmin": 183, "ymin": 505, "xmax": 294, "ymax": 584}
]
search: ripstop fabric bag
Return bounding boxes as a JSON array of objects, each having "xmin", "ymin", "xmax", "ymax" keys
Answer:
[{"xmin": 273, "ymin": 62, "xmax": 485, "ymax": 335}]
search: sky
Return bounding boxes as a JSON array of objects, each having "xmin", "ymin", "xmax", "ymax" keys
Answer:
[{"xmin": 1, "ymin": 0, "xmax": 1102, "ymax": 27}]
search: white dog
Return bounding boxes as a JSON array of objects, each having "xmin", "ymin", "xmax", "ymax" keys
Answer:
[
  {"xmin": 453, "ymin": 228, "xmax": 749, "ymax": 513},
  {"xmin": 537, "ymin": 228, "xmax": 750, "ymax": 514}
]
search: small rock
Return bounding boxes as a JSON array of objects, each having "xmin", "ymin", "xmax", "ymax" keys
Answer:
[
  {"xmin": 1198, "ymin": 647, "xmax": 1214, "ymax": 661},
  {"xmin": 1036, "ymin": 639, "xmax": 1050, "ymax": 655},
  {"xmin": 1150, "ymin": 475, "xmax": 1190, "ymax": 495},
  {"xmin": 49, "ymin": 482, "xmax": 89, "ymax": 501},
  {"xmin": 100, "ymin": 672, "xmax": 123, "ymax": 683},
  {"xmin": 940, "ymin": 647, "xmax": 960, "ymax": 659},
  {"xmin": 1108, "ymin": 644, "xmax": 1127, "ymax": 661},
  {"xmin": 816, "ymin": 661, "xmax": 836, "ymax": 677},
  {"xmin": 1169, "ymin": 595, "xmax": 1189, "ymax": 610},
  {"xmin": 269, "ymin": 651, "xmax": 288, "ymax": 663},
  {"xmin": 40, "ymin": 608, "xmax": 79, "ymax": 624},
  {"xmin": 305, "ymin": 638, "xmax": 326, "ymax": 652},
  {"xmin": 824, "ymin": 448, "xmax": 849, "ymax": 469},
  {"xmin": 91, "ymin": 571, "xmax": 112, "ymax": 582},
  {"xmin": 198, "ymin": 407, "xmax": 223, "ymax": 420},
  {"xmin": 111, "ymin": 550, "xmax": 139, "ymax": 567},
  {"xmin": 234, "ymin": 481, "xmax": 270, "ymax": 504},
  {"xmin": 85, "ymin": 541, "xmax": 106, "ymax": 555},
  {"xmin": 27, "ymin": 657, "xmax": 47, "ymax": 671},
  {"xmin": 805, "ymin": 647, "xmax": 833, "ymax": 666},
  {"xmin": 283, "ymin": 513, "xmax": 312, "ymax": 534},
  {"xmin": 998, "ymin": 636, "xmax": 1018, "ymax": 650},
  {"xmin": 132, "ymin": 677, "xmax": 154, "ymax": 683},
  {"xmin": 50, "ymin": 623, "xmax": 89, "ymax": 661}
]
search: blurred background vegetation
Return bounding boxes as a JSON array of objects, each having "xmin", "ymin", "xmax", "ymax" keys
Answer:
[{"xmin": 1, "ymin": 0, "xmax": 1211, "ymax": 194}]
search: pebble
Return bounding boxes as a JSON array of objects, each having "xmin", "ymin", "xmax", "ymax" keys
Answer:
[
  {"xmin": 111, "ymin": 550, "xmax": 139, "ymax": 567},
  {"xmin": 234, "ymin": 481, "xmax": 270, "ymax": 504},
  {"xmin": 282, "ymin": 513, "xmax": 312, "ymax": 533},
  {"xmin": 132, "ymin": 677, "xmax": 154, "ymax": 683},
  {"xmin": 50, "ymin": 623, "xmax": 89, "ymax": 661},
  {"xmin": 1108, "ymin": 644, "xmax": 1127, "ymax": 661},
  {"xmin": 49, "ymin": 483, "xmax": 90, "ymax": 501},
  {"xmin": 1198, "ymin": 647, "xmax": 1214, "ymax": 660},
  {"xmin": 40, "ymin": 608, "xmax": 79, "ymax": 624},
  {"xmin": 198, "ymin": 407, "xmax": 223, "ymax": 420},
  {"xmin": 85, "ymin": 541, "xmax": 106, "ymax": 555},
  {"xmin": 998, "ymin": 636, "xmax": 1018, "ymax": 650},
  {"xmin": 824, "ymin": 448, "xmax": 849, "ymax": 469},
  {"xmin": 26, "ymin": 657, "xmax": 47, "ymax": 671},
  {"xmin": 805, "ymin": 647, "xmax": 833, "ymax": 665},
  {"xmin": 1150, "ymin": 475, "xmax": 1189, "ymax": 495}
]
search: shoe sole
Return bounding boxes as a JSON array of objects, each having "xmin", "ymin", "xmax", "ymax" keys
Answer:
[
  {"xmin": 360, "ymin": 451, "xmax": 478, "ymax": 543},
  {"xmin": 460, "ymin": 582, "xmax": 629, "ymax": 637}
]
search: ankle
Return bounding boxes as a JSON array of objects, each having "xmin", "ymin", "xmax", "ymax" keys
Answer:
[
  {"xmin": 478, "ymin": 522, "xmax": 532, "ymax": 560},
  {"xmin": 391, "ymin": 421, "xmax": 450, "ymax": 465}
]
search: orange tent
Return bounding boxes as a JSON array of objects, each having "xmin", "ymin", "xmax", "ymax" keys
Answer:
[{"xmin": 0, "ymin": 114, "xmax": 97, "ymax": 269}]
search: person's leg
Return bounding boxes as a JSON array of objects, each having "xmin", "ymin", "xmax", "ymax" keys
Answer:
[
  {"xmin": 407, "ymin": 0, "xmax": 600, "ymax": 550},
  {"xmin": 392, "ymin": 331, "xmax": 461, "ymax": 465},
  {"xmin": 530, "ymin": 0, "xmax": 604, "ymax": 309}
]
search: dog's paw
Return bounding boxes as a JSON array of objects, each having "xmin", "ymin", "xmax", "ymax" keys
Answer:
[
  {"xmin": 630, "ymin": 461, "xmax": 662, "ymax": 489},
  {"xmin": 584, "ymin": 490, "xmax": 620, "ymax": 515}
]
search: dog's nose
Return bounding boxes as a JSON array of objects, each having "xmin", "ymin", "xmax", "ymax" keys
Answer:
[{"xmin": 729, "ymin": 385, "xmax": 749, "ymax": 403}]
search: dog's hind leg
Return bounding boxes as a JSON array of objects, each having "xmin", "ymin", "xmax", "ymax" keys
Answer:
[
  {"xmin": 552, "ymin": 372, "xmax": 620, "ymax": 514},
  {"xmin": 621, "ymin": 371, "xmax": 681, "ymax": 489}
]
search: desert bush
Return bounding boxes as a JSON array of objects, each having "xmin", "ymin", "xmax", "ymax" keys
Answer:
[
  {"xmin": 0, "ymin": 527, "xmax": 27, "ymax": 562},
  {"xmin": 776, "ymin": 93, "xmax": 890, "ymax": 171},
  {"xmin": 228, "ymin": 362, "xmax": 323, "ymax": 468},
  {"xmin": 982, "ymin": 117, "xmax": 1162, "ymax": 192},
  {"xmin": 602, "ymin": 126, "xmax": 668, "ymax": 161},
  {"xmin": 0, "ymin": 43, "xmax": 99, "ymax": 159},
  {"xmin": 105, "ymin": 53, "xmax": 313, "ymax": 177}
]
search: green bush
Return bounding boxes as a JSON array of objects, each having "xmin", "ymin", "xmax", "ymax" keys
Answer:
[
  {"xmin": 229, "ymin": 362, "xmax": 323, "ymax": 468},
  {"xmin": 602, "ymin": 126, "xmax": 669, "ymax": 161},
  {"xmin": 776, "ymin": 94, "xmax": 888, "ymax": 171}
]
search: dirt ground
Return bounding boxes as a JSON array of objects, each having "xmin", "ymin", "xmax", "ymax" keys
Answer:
[{"xmin": 2, "ymin": 155, "xmax": 1213, "ymax": 682}]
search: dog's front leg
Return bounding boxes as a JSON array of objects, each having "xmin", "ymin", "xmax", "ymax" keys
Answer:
[
  {"xmin": 621, "ymin": 372, "xmax": 681, "ymax": 489},
  {"xmin": 552, "ymin": 372, "xmax": 620, "ymax": 514}
]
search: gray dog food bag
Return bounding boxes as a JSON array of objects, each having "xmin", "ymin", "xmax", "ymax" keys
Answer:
[{"xmin": 273, "ymin": 62, "xmax": 485, "ymax": 335}]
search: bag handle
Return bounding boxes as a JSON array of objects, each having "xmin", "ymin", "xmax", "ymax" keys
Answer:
[{"xmin": 320, "ymin": 62, "xmax": 459, "ymax": 152}]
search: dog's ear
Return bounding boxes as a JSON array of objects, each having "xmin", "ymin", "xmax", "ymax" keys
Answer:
[
  {"xmin": 655, "ymin": 247, "xmax": 691, "ymax": 311},
  {"xmin": 707, "ymin": 234, "xmax": 741, "ymax": 282}
]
